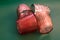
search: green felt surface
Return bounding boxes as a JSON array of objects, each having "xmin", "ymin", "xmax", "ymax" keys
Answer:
[{"xmin": 0, "ymin": 0, "xmax": 60, "ymax": 40}]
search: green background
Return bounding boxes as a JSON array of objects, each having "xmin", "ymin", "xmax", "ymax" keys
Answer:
[{"xmin": 0, "ymin": 0, "xmax": 60, "ymax": 40}]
